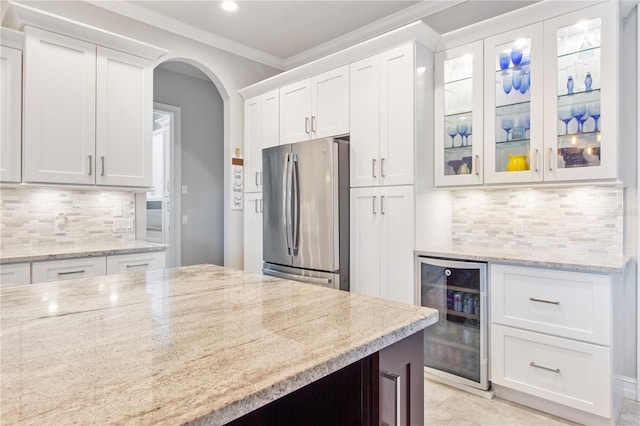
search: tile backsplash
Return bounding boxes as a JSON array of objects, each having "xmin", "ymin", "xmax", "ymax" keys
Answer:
[
  {"xmin": 0, "ymin": 188, "xmax": 136, "ymax": 252},
  {"xmin": 451, "ymin": 185, "xmax": 623, "ymax": 256}
]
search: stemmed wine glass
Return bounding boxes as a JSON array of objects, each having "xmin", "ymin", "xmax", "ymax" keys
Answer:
[
  {"xmin": 501, "ymin": 117, "xmax": 514, "ymax": 142},
  {"xmin": 518, "ymin": 116, "xmax": 530, "ymax": 139},
  {"xmin": 510, "ymin": 46, "xmax": 523, "ymax": 67},
  {"xmin": 570, "ymin": 103, "xmax": 587, "ymax": 133},
  {"xmin": 588, "ymin": 103, "xmax": 601, "ymax": 132},
  {"xmin": 558, "ymin": 107, "xmax": 573, "ymax": 135},
  {"xmin": 519, "ymin": 67, "xmax": 530, "ymax": 94},
  {"xmin": 457, "ymin": 123, "xmax": 468, "ymax": 147},
  {"xmin": 447, "ymin": 125, "xmax": 458, "ymax": 147},
  {"xmin": 502, "ymin": 72, "xmax": 512, "ymax": 95},
  {"xmin": 499, "ymin": 51, "xmax": 510, "ymax": 71},
  {"xmin": 512, "ymin": 68, "xmax": 522, "ymax": 91},
  {"xmin": 464, "ymin": 124, "xmax": 473, "ymax": 146}
]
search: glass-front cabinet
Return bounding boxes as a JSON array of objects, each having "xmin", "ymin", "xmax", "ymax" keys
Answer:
[
  {"xmin": 434, "ymin": 41, "xmax": 484, "ymax": 187},
  {"xmin": 543, "ymin": 3, "xmax": 617, "ymax": 181},
  {"xmin": 484, "ymin": 24, "xmax": 544, "ymax": 184}
]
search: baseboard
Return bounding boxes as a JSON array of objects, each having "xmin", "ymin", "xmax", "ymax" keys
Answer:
[{"xmin": 623, "ymin": 375, "xmax": 637, "ymax": 401}]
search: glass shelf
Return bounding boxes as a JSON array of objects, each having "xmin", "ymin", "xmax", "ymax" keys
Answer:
[
  {"xmin": 444, "ymin": 110, "xmax": 473, "ymax": 119},
  {"xmin": 444, "ymin": 145, "xmax": 473, "ymax": 151},
  {"xmin": 557, "ymin": 45, "xmax": 601, "ymax": 60},
  {"xmin": 557, "ymin": 131, "xmax": 600, "ymax": 147},
  {"xmin": 496, "ymin": 137, "xmax": 530, "ymax": 145},
  {"xmin": 557, "ymin": 89, "xmax": 600, "ymax": 104},
  {"xmin": 496, "ymin": 100, "xmax": 530, "ymax": 113},
  {"xmin": 446, "ymin": 310, "xmax": 479, "ymax": 320},
  {"xmin": 445, "ymin": 75, "xmax": 473, "ymax": 86}
]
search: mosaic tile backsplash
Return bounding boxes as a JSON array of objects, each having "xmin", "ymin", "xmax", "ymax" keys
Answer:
[
  {"xmin": 451, "ymin": 185, "xmax": 623, "ymax": 256},
  {"xmin": 0, "ymin": 188, "xmax": 136, "ymax": 252}
]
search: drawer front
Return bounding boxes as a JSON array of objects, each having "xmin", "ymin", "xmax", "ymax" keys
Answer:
[
  {"xmin": 490, "ymin": 264, "xmax": 611, "ymax": 345},
  {"xmin": 0, "ymin": 263, "xmax": 31, "ymax": 286},
  {"xmin": 491, "ymin": 324, "xmax": 610, "ymax": 418},
  {"xmin": 106, "ymin": 251, "xmax": 165, "ymax": 275},
  {"xmin": 32, "ymin": 257, "xmax": 106, "ymax": 283}
]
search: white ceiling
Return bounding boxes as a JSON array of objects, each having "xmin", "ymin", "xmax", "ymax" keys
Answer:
[{"xmin": 91, "ymin": 0, "xmax": 537, "ymax": 70}]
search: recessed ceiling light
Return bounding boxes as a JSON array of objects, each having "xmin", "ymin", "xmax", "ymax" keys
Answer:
[{"xmin": 221, "ymin": 1, "xmax": 238, "ymax": 12}]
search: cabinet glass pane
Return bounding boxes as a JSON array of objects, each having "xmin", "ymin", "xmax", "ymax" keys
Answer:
[
  {"xmin": 556, "ymin": 18, "xmax": 601, "ymax": 169},
  {"xmin": 494, "ymin": 38, "xmax": 532, "ymax": 173},
  {"xmin": 420, "ymin": 263, "xmax": 482, "ymax": 384},
  {"xmin": 443, "ymin": 54, "xmax": 474, "ymax": 176}
]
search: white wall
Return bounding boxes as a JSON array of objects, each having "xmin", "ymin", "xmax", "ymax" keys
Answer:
[
  {"xmin": 154, "ymin": 67, "xmax": 224, "ymax": 266},
  {"xmin": 15, "ymin": 1, "xmax": 281, "ymax": 269}
]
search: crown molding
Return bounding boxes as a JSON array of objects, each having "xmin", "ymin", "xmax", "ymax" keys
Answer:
[
  {"xmin": 283, "ymin": 0, "xmax": 462, "ymax": 70},
  {"xmin": 1, "ymin": 26, "xmax": 24, "ymax": 49},
  {"xmin": 86, "ymin": 0, "xmax": 286, "ymax": 70}
]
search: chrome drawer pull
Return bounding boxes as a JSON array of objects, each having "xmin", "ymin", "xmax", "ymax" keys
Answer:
[
  {"xmin": 58, "ymin": 270, "xmax": 85, "ymax": 276},
  {"xmin": 529, "ymin": 297, "xmax": 560, "ymax": 305},
  {"xmin": 126, "ymin": 263, "xmax": 149, "ymax": 268},
  {"xmin": 530, "ymin": 362, "xmax": 560, "ymax": 374}
]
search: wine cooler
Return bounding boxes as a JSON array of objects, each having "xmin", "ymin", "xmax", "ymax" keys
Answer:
[{"xmin": 416, "ymin": 256, "xmax": 489, "ymax": 390}]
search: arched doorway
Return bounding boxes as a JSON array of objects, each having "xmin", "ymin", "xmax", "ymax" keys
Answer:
[{"xmin": 149, "ymin": 60, "xmax": 226, "ymax": 267}]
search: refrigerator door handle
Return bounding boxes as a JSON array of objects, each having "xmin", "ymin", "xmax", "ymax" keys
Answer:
[
  {"xmin": 292, "ymin": 152, "xmax": 300, "ymax": 254},
  {"xmin": 262, "ymin": 268, "xmax": 332, "ymax": 286},
  {"xmin": 284, "ymin": 153, "xmax": 292, "ymax": 254}
]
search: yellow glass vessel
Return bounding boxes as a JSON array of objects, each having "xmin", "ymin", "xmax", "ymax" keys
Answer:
[{"xmin": 506, "ymin": 154, "xmax": 530, "ymax": 171}]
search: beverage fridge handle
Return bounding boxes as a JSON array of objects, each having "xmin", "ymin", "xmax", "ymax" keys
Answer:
[{"xmin": 292, "ymin": 153, "xmax": 300, "ymax": 253}]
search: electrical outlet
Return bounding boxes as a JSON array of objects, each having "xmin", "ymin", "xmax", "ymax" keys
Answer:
[
  {"xmin": 513, "ymin": 220, "xmax": 525, "ymax": 236},
  {"xmin": 54, "ymin": 213, "xmax": 68, "ymax": 235},
  {"xmin": 182, "ymin": 215, "xmax": 188, "ymax": 225}
]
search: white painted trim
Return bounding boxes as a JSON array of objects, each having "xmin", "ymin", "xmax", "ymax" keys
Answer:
[
  {"xmin": 283, "ymin": 1, "xmax": 459, "ymax": 70},
  {"xmin": 1, "ymin": 27, "xmax": 24, "ymax": 49},
  {"xmin": 637, "ymin": 0, "xmax": 640, "ymax": 402},
  {"xmin": 153, "ymin": 102, "xmax": 182, "ymax": 269},
  {"xmin": 622, "ymin": 375, "xmax": 637, "ymax": 401},
  {"xmin": 4, "ymin": 1, "xmax": 167, "ymax": 59},
  {"xmin": 85, "ymin": 0, "xmax": 284, "ymax": 70}
]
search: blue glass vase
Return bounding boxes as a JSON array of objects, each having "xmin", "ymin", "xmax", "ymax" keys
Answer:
[
  {"xmin": 585, "ymin": 72, "xmax": 592, "ymax": 91},
  {"xmin": 567, "ymin": 76, "xmax": 574, "ymax": 95}
]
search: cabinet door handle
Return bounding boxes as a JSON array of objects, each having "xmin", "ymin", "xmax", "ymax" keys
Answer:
[
  {"xmin": 260, "ymin": 171, "xmax": 263, "ymax": 185},
  {"xmin": 255, "ymin": 172, "xmax": 259, "ymax": 186},
  {"xmin": 474, "ymin": 154, "xmax": 480, "ymax": 176},
  {"xmin": 530, "ymin": 362, "xmax": 560, "ymax": 374},
  {"xmin": 372, "ymin": 158, "xmax": 377, "ymax": 178},
  {"xmin": 381, "ymin": 195, "xmax": 385, "ymax": 214},
  {"xmin": 260, "ymin": 198, "xmax": 263, "ymax": 213},
  {"xmin": 101, "ymin": 156, "xmax": 105, "ymax": 176},
  {"xmin": 255, "ymin": 199, "xmax": 259, "ymax": 213},
  {"xmin": 58, "ymin": 270, "xmax": 85, "ymax": 276},
  {"xmin": 305, "ymin": 117, "xmax": 310, "ymax": 134},
  {"xmin": 381, "ymin": 157, "xmax": 385, "ymax": 177},
  {"xmin": 533, "ymin": 149, "xmax": 539, "ymax": 172},
  {"xmin": 372, "ymin": 195, "xmax": 377, "ymax": 214},
  {"xmin": 88, "ymin": 155, "xmax": 92, "ymax": 176},
  {"xmin": 381, "ymin": 371, "xmax": 401, "ymax": 426},
  {"xmin": 529, "ymin": 297, "xmax": 560, "ymax": 305},
  {"xmin": 126, "ymin": 263, "xmax": 149, "ymax": 268},
  {"xmin": 311, "ymin": 115, "xmax": 317, "ymax": 133},
  {"xmin": 547, "ymin": 147, "xmax": 553, "ymax": 172}
]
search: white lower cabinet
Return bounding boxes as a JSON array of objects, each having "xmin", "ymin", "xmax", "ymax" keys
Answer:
[
  {"xmin": 0, "ymin": 263, "xmax": 31, "ymax": 286},
  {"xmin": 243, "ymin": 193, "xmax": 263, "ymax": 274},
  {"xmin": 106, "ymin": 252, "xmax": 165, "ymax": 275},
  {"xmin": 350, "ymin": 185, "xmax": 414, "ymax": 304},
  {"xmin": 490, "ymin": 264, "xmax": 620, "ymax": 422},
  {"xmin": 32, "ymin": 257, "xmax": 107, "ymax": 283}
]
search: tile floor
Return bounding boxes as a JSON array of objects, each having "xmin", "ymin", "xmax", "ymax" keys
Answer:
[{"xmin": 424, "ymin": 375, "xmax": 640, "ymax": 426}]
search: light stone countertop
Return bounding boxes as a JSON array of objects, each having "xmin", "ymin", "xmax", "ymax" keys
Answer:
[
  {"xmin": 0, "ymin": 264, "xmax": 438, "ymax": 425},
  {"xmin": 0, "ymin": 240, "xmax": 166, "ymax": 264},
  {"xmin": 415, "ymin": 244, "xmax": 628, "ymax": 274}
]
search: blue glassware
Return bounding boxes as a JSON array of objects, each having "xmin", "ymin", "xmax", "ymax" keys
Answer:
[
  {"xmin": 585, "ymin": 72, "xmax": 593, "ymax": 91},
  {"xmin": 520, "ymin": 52, "xmax": 530, "ymax": 66},
  {"xmin": 499, "ymin": 51, "xmax": 510, "ymax": 70},
  {"xmin": 465, "ymin": 124, "xmax": 473, "ymax": 146},
  {"xmin": 501, "ymin": 117, "xmax": 514, "ymax": 142},
  {"xmin": 519, "ymin": 68, "xmax": 530, "ymax": 94},
  {"xmin": 571, "ymin": 103, "xmax": 587, "ymax": 133},
  {"xmin": 510, "ymin": 46, "xmax": 523, "ymax": 67},
  {"xmin": 447, "ymin": 125, "xmax": 458, "ymax": 147},
  {"xmin": 519, "ymin": 116, "xmax": 530, "ymax": 139},
  {"xmin": 558, "ymin": 107, "xmax": 573, "ymax": 135},
  {"xmin": 457, "ymin": 123, "xmax": 468, "ymax": 147},
  {"xmin": 502, "ymin": 71, "xmax": 512, "ymax": 95},
  {"xmin": 567, "ymin": 76, "xmax": 574, "ymax": 95},
  {"xmin": 588, "ymin": 103, "xmax": 601, "ymax": 132},
  {"xmin": 512, "ymin": 68, "xmax": 522, "ymax": 91}
]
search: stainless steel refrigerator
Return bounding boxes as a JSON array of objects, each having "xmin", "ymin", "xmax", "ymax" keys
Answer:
[{"xmin": 262, "ymin": 137, "xmax": 349, "ymax": 291}]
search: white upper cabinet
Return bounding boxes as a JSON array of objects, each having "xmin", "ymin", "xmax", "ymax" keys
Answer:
[
  {"xmin": 542, "ymin": 3, "xmax": 616, "ymax": 182},
  {"xmin": 484, "ymin": 23, "xmax": 544, "ymax": 185},
  {"xmin": 0, "ymin": 45, "xmax": 22, "ymax": 183},
  {"xmin": 96, "ymin": 47, "xmax": 152, "ymax": 187},
  {"xmin": 350, "ymin": 43, "xmax": 415, "ymax": 188},
  {"xmin": 23, "ymin": 27, "xmax": 96, "ymax": 185},
  {"xmin": 23, "ymin": 26, "xmax": 153, "ymax": 187},
  {"xmin": 243, "ymin": 192, "xmax": 263, "ymax": 274},
  {"xmin": 434, "ymin": 41, "xmax": 484, "ymax": 187},
  {"xmin": 245, "ymin": 90, "xmax": 279, "ymax": 193},
  {"xmin": 279, "ymin": 65, "xmax": 349, "ymax": 144}
]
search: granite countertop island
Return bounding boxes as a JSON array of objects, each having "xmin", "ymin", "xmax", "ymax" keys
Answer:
[
  {"xmin": 416, "ymin": 244, "xmax": 628, "ymax": 274},
  {"xmin": 0, "ymin": 240, "xmax": 166, "ymax": 264},
  {"xmin": 0, "ymin": 264, "xmax": 438, "ymax": 425}
]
